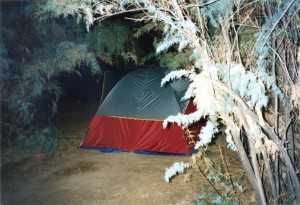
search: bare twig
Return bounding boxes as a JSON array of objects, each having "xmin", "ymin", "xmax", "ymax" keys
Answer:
[
  {"xmin": 195, "ymin": 165, "xmax": 223, "ymax": 197},
  {"xmin": 261, "ymin": 0, "xmax": 296, "ymax": 47},
  {"xmin": 218, "ymin": 145, "xmax": 233, "ymax": 185}
]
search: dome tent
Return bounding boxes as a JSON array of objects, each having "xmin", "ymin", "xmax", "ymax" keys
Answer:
[{"xmin": 80, "ymin": 65, "xmax": 204, "ymax": 155}]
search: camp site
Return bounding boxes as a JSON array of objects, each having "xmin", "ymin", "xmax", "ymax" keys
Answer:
[{"xmin": 1, "ymin": 1, "xmax": 300, "ymax": 205}]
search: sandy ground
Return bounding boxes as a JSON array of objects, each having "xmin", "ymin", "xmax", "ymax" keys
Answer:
[{"xmin": 1, "ymin": 102, "xmax": 256, "ymax": 205}]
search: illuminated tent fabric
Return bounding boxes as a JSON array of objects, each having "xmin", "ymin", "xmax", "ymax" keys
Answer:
[{"xmin": 80, "ymin": 65, "xmax": 204, "ymax": 155}]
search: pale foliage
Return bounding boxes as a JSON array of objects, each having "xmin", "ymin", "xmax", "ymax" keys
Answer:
[
  {"xmin": 225, "ymin": 128, "xmax": 238, "ymax": 151},
  {"xmin": 164, "ymin": 161, "xmax": 191, "ymax": 182}
]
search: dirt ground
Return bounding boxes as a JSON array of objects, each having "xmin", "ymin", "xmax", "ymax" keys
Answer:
[{"xmin": 1, "ymin": 102, "xmax": 256, "ymax": 205}]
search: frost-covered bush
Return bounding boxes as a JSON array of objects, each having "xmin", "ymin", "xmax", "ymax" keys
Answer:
[{"xmin": 164, "ymin": 161, "xmax": 191, "ymax": 182}]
